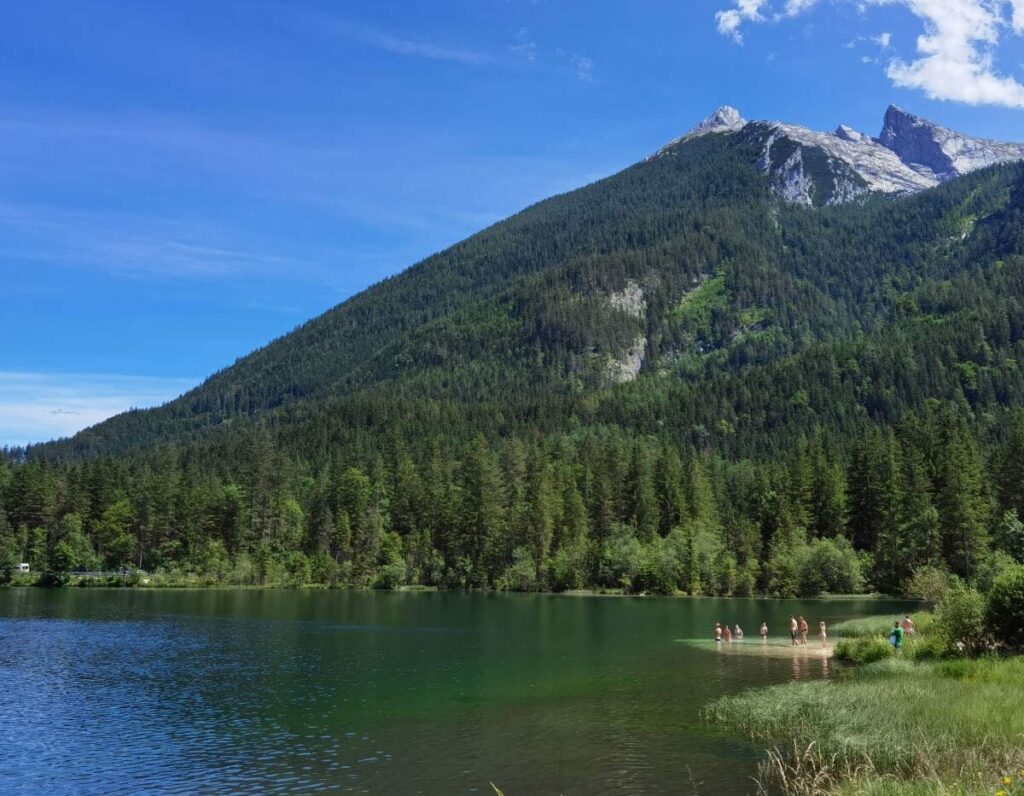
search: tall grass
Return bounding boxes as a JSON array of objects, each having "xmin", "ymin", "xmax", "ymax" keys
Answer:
[
  {"xmin": 831, "ymin": 612, "xmax": 933, "ymax": 639},
  {"xmin": 707, "ymin": 657, "xmax": 1024, "ymax": 794}
]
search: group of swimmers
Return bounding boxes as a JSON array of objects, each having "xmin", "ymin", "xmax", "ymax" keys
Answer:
[
  {"xmin": 714, "ymin": 615, "xmax": 917, "ymax": 649},
  {"xmin": 714, "ymin": 616, "xmax": 829, "ymax": 647}
]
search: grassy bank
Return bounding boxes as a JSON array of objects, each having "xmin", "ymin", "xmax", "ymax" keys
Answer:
[{"xmin": 708, "ymin": 655, "xmax": 1024, "ymax": 794}]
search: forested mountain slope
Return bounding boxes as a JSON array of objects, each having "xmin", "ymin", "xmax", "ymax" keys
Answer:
[{"xmin": 5, "ymin": 109, "xmax": 1024, "ymax": 597}]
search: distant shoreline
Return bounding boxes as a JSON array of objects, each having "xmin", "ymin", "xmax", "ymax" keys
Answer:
[{"xmin": 0, "ymin": 577, "xmax": 910, "ymax": 603}]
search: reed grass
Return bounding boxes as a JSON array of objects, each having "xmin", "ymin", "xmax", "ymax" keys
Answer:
[{"xmin": 708, "ymin": 656, "xmax": 1024, "ymax": 794}]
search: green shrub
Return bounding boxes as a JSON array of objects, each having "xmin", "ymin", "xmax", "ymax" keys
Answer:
[
  {"xmin": 549, "ymin": 543, "xmax": 587, "ymax": 591},
  {"xmin": 986, "ymin": 564, "xmax": 1024, "ymax": 650},
  {"xmin": 284, "ymin": 551, "xmax": 310, "ymax": 587},
  {"xmin": 975, "ymin": 550, "xmax": 1020, "ymax": 594},
  {"xmin": 309, "ymin": 551, "xmax": 340, "ymax": 585},
  {"xmin": 375, "ymin": 532, "xmax": 407, "ymax": 590},
  {"xmin": 597, "ymin": 524, "xmax": 643, "ymax": 590},
  {"xmin": 766, "ymin": 550, "xmax": 800, "ymax": 598},
  {"xmin": 935, "ymin": 584, "xmax": 988, "ymax": 655},
  {"xmin": 495, "ymin": 547, "xmax": 537, "ymax": 592},
  {"xmin": 633, "ymin": 536, "xmax": 680, "ymax": 595},
  {"xmin": 796, "ymin": 537, "xmax": 863, "ymax": 597},
  {"xmin": 904, "ymin": 564, "xmax": 950, "ymax": 602},
  {"xmin": 834, "ymin": 636, "xmax": 892, "ymax": 664},
  {"xmin": 375, "ymin": 557, "xmax": 408, "ymax": 590}
]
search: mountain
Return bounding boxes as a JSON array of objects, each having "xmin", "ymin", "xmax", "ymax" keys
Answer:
[
  {"xmin": 879, "ymin": 105, "xmax": 1024, "ymax": 182},
  {"xmin": 6, "ymin": 105, "xmax": 1024, "ymax": 595},
  {"xmin": 654, "ymin": 104, "xmax": 1024, "ymax": 206}
]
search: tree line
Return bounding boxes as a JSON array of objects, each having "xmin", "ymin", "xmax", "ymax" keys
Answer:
[{"xmin": 4, "ymin": 399, "xmax": 1023, "ymax": 596}]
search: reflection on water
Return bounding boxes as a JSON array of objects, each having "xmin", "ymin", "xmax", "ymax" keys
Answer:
[{"xmin": 0, "ymin": 590, "xmax": 916, "ymax": 795}]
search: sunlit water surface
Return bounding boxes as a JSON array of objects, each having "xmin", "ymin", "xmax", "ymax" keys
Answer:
[{"xmin": 0, "ymin": 589, "xmax": 916, "ymax": 794}]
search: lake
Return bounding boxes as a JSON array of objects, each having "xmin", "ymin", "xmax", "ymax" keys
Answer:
[{"xmin": 0, "ymin": 589, "xmax": 916, "ymax": 794}]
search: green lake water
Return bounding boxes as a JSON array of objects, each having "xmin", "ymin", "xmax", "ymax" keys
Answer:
[{"xmin": 0, "ymin": 589, "xmax": 917, "ymax": 794}]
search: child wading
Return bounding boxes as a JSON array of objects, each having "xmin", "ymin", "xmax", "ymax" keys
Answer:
[
  {"xmin": 819, "ymin": 621, "xmax": 828, "ymax": 647},
  {"xmin": 759, "ymin": 622, "xmax": 768, "ymax": 640},
  {"xmin": 714, "ymin": 622, "xmax": 722, "ymax": 643},
  {"xmin": 790, "ymin": 616, "xmax": 799, "ymax": 646},
  {"xmin": 799, "ymin": 616, "xmax": 809, "ymax": 645}
]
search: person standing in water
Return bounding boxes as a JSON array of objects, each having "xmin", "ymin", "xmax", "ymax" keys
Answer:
[
  {"xmin": 760, "ymin": 622, "xmax": 768, "ymax": 641},
  {"xmin": 723, "ymin": 625, "xmax": 733, "ymax": 643},
  {"xmin": 819, "ymin": 621, "xmax": 828, "ymax": 647},
  {"xmin": 799, "ymin": 616, "xmax": 809, "ymax": 645},
  {"xmin": 734, "ymin": 624, "xmax": 744, "ymax": 640},
  {"xmin": 714, "ymin": 622, "xmax": 722, "ymax": 642},
  {"xmin": 790, "ymin": 616, "xmax": 799, "ymax": 646}
]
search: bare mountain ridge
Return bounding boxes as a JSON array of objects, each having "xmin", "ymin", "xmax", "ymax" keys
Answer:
[{"xmin": 655, "ymin": 105, "xmax": 1024, "ymax": 206}]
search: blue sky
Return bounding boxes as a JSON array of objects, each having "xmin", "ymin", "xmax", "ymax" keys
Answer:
[{"xmin": 3, "ymin": 0, "xmax": 1024, "ymax": 446}]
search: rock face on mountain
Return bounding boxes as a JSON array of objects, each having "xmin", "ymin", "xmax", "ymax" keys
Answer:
[
  {"xmin": 687, "ymin": 105, "xmax": 746, "ymax": 138},
  {"xmin": 655, "ymin": 105, "xmax": 1024, "ymax": 206},
  {"xmin": 651, "ymin": 106, "xmax": 747, "ymax": 155},
  {"xmin": 878, "ymin": 105, "xmax": 1024, "ymax": 183},
  {"xmin": 742, "ymin": 120, "xmax": 934, "ymax": 205}
]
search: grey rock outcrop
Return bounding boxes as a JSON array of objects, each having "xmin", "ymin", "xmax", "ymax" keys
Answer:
[
  {"xmin": 654, "ymin": 104, "xmax": 1024, "ymax": 206},
  {"xmin": 878, "ymin": 105, "xmax": 1024, "ymax": 183}
]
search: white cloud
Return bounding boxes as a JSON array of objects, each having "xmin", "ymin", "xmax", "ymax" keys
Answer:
[
  {"xmin": 716, "ymin": 0, "xmax": 770, "ymax": 41},
  {"xmin": 1012, "ymin": 0, "xmax": 1024, "ymax": 31},
  {"xmin": 783, "ymin": 0, "xmax": 819, "ymax": 16},
  {"xmin": 714, "ymin": 0, "xmax": 1024, "ymax": 108},
  {"xmin": 884, "ymin": 0, "xmax": 1024, "ymax": 107},
  {"xmin": 0, "ymin": 372, "xmax": 197, "ymax": 448}
]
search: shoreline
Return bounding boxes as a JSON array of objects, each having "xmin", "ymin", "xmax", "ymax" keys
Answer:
[
  {"xmin": 704, "ymin": 608, "xmax": 1024, "ymax": 794},
  {"xmin": 679, "ymin": 637, "xmax": 835, "ymax": 659},
  {"xmin": 0, "ymin": 576, "xmax": 905, "ymax": 601}
]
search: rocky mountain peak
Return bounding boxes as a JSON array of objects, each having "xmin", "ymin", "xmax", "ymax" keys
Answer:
[
  {"xmin": 687, "ymin": 105, "xmax": 746, "ymax": 138},
  {"xmin": 648, "ymin": 106, "xmax": 747, "ymax": 160},
  {"xmin": 834, "ymin": 124, "xmax": 868, "ymax": 143},
  {"xmin": 878, "ymin": 104, "xmax": 1024, "ymax": 182},
  {"xmin": 654, "ymin": 104, "xmax": 1024, "ymax": 206}
]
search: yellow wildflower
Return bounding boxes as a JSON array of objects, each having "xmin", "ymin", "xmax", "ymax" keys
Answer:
[
  {"xmin": 995, "ymin": 790, "xmax": 1008, "ymax": 796},
  {"xmin": 1002, "ymin": 776, "xmax": 1013, "ymax": 786}
]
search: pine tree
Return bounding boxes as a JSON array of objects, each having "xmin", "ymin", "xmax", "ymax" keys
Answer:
[
  {"xmin": 628, "ymin": 444, "xmax": 660, "ymax": 543},
  {"xmin": 809, "ymin": 445, "xmax": 848, "ymax": 539},
  {"xmin": 654, "ymin": 447, "xmax": 686, "ymax": 537},
  {"xmin": 461, "ymin": 436, "xmax": 506, "ymax": 587},
  {"xmin": 996, "ymin": 409, "xmax": 1024, "ymax": 515},
  {"xmin": 935, "ymin": 424, "xmax": 991, "ymax": 578}
]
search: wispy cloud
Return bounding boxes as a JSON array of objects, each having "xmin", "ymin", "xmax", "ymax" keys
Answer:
[
  {"xmin": 714, "ymin": 0, "xmax": 1024, "ymax": 108},
  {"xmin": 354, "ymin": 26, "xmax": 495, "ymax": 65},
  {"xmin": 510, "ymin": 27, "xmax": 538, "ymax": 62},
  {"xmin": 572, "ymin": 56, "xmax": 595, "ymax": 80},
  {"xmin": 0, "ymin": 201, "xmax": 317, "ymax": 281},
  {"xmin": 288, "ymin": 11, "xmax": 495, "ymax": 66},
  {"xmin": 0, "ymin": 372, "xmax": 197, "ymax": 447}
]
